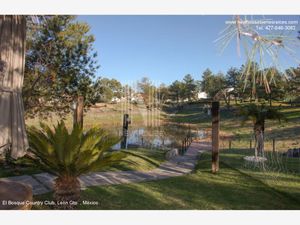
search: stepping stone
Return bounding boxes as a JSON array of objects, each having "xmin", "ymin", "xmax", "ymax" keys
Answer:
[
  {"xmin": 34, "ymin": 173, "xmax": 87, "ymax": 190},
  {"xmin": 0, "ymin": 175, "xmax": 49, "ymax": 195},
  {"xmin": 33, "ymin": 173, "xmax": 55, "ymax": 190}
]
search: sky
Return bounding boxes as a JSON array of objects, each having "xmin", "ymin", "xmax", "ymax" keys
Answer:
[{"xmin": 77, "ymin": 15, "xmax": 300, "ymax": 85}]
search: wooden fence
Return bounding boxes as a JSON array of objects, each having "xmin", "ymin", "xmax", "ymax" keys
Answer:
[{"xmin": 221, "ymin": 138, "xmax": 298, "ymax": 153}]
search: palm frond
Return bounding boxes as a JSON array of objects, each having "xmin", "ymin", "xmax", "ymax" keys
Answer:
[{"xmin": 27, "ymin": 121, "xmax": 123, "ymax": 178}]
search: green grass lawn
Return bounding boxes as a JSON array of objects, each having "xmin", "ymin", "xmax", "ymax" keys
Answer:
[
  {"xmin": 168, "ymin": 102, "xmax": 300, "ymax": 152},
  {"xmin": 33, "ymin": 149, "xmax": 300, "ymax": 210},
  {"xmin": 0, "ymin": 148, "xmax": 166, "ymax": 178},
  {"xmin": 102, "ymin": 148, "xmax": 166, "ymax": 172},
  {"xmin": 4, "ymin": 101, "xmax": 299, "ymax": 209}
]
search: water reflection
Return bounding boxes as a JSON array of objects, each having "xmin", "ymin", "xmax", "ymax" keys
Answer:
[{"xmin": 111, "ymin": 125, "xmax": 206, "ymax": 150}]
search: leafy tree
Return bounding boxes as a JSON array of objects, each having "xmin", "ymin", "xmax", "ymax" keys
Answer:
[
  {"xmin": 201, "ymin": 70, "xmax": 227, "ymax": 100},
  {"xmin": 27, "ymin": 121, "xmax": 123, "ymax": 209},
  {"xmin": 225, "ymin": 67, "xmax": 244, "ymax": 104},
  {"xmin": 23, "ymin": 16, "xmax": 99, "ymax": 118},
  {"xmin": 93, "ymin": 78, "xmax": 123, "ymax": 103},
  {"xmin": 226, "ymin": 67, "xmax": 239, "ymax": 88},
  {"xmin": 182, "ymin": 74, "xmax": 197, "ymax": 101},
  {"xmin": 285, "ymin": 67, "xmax": 300, "ymax": 102},
  {"xmin": 211, "ymin": 73, "xmax": 228, "ymax": 103},
  {"xmin": 256, "ymin": 68, "xmax": 287, "ymax": 106},
  {"xmin": 168, "ymin": 80, "xmax": 184, "ymax": 103},
  {"xmin": 157, "ymin": 83, "xmax": 170, "ymax": 104},
  {"xmin": 239, "ymin": 104, "xmax": 284, "ymax": 157},
  {"xmin": 137, "ymin": 77, "xmax": 157, "ymax": 109},
  {"xmin": 201, "ymin": 69, "xmax": 213, "ymax": 93},
  {"xmin": 238, "ymin": 62, "xmax": 266, "ymax": 102},
  {"xmin": 122, "ymin": 84, "xmax": 135, "ymax": 102},
  {"xmin": 238, "ymin": 63, "xmax": 291, "ymax": 104}
]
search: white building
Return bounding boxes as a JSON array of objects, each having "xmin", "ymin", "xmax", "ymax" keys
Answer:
[
  {"xmin": 197, "ymin": 91, "xmax": 208, "ymax": 99},
  {"xmin": 111, "ymin": 97, "xmax": 121, "ymax": 103}
]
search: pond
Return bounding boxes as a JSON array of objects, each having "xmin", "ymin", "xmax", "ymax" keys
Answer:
[{"xmin": 111, "ymin": 124, "xmax": 207, "ymax": 150}]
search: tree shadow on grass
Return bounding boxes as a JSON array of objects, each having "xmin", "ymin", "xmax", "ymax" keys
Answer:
[
  {"xmin": 33, "ymin": 148, "xmax": 300, "ymax": 210},
  {"xmin": 34, "ymin": 163, "xmax": 300, "ymax": 210},
  {"xmin": 76, "ymin": 165, "xmax": 300, "ymax": 210}
]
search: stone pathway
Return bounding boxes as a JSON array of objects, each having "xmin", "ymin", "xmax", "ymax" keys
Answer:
[{"xmin": 0, "ymin": 141, "xmax": 211, "ymax": 195}]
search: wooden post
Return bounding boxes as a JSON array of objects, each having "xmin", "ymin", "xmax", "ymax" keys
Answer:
[
  {"xmin": 229, "ymin": 140, "xmax": 232, "ymax": 150},
  {"xmin": 250, "ymin": 139, "xmax": 252, "ymax": 150},
  {"xmin": 121, "ymin": 114, "xmax": 130, "ymax": 149},
  {"xmin": 212, "ymin": 101, "xmax": 220, "ymax": 173},
  {"xmin": 73, "ymin": 96, "xmax": 84, "ymax": 129},
  {"xmin": 272, "ymin": 139, "xmax": 276, "ymax": 153}
]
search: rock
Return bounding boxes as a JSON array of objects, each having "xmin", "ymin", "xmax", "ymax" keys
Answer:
[
  {"xmin": 0, "ymin": 180, "xmax": 33, "ymax": 210},
  {"xmin": 165, "ymin": 148, "xmax": 178, "ymax": 160},
  {"xmin": 244, "ymin": 156, "xmax": 267, "ymax": 163}
]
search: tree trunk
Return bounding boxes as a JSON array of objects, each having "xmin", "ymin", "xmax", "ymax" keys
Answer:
[
  {"xmin": 254, "ymin": 122, "xmax": 265, "ymax": 157},
  {"xmin": 0, "ymin": 15, "xmax": 28, "ymax": 159},
  {"xmin": 269, "ymin": 93, "xmax": 272, "ymax": 107},
  {"xmin": 211, "ymin": 101, "xmax": 220, "ymax": 173},
  {"xmin": 73, "ymin": 96, "xmax": 84, "ymax": 129},
  {"xmin": 53, "ymin": 176, "xmax": 81, "ymax": 209},
  {"xmin": 223, "ymin": 94, "xmax": 230, "ymax": 109}
]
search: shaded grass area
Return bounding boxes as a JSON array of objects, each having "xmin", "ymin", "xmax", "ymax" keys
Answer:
[
  {"xmin": 34, "ymin": 149, "xmax": 300, "ymax": 210},
  {"xmin": 0, "ymin": 148, "xmax": 165, "ymax": 178},
  {"xmin": 0, "ymin": 165, "xmax": 41, "ymax": 178},
  {"xmin": 0, "ymin": 157, "xmax": 42, "ymax": 178}
]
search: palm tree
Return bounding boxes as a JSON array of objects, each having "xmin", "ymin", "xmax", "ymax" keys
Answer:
[
  {"xmin": 27, "ymin": 121, "xmax": 123, "ymax": 209},
  {"xmin": 239, "ymin": 104, "xmax": 284, "ymax": 158}
]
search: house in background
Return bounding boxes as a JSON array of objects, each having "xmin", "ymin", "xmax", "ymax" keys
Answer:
[
  {"xmin": 111, "ymin": 97, "xmax": 121, "ymax": 103},
  {"xmin": 197, "ymin": 91, "xmax": 208, "ymax": 100}
]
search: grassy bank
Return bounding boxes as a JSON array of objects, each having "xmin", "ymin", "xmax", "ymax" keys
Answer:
[
  {"xmin": 33, "ymin": 149, "xmax": 300, "ymax": 210},
  {"xmin": 168, "ymin": 102, "xmax": 300, "ymax": 152},
  {"xmin": 25, "ymin": 102, "xmax": 163, "ymax": 130}
]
